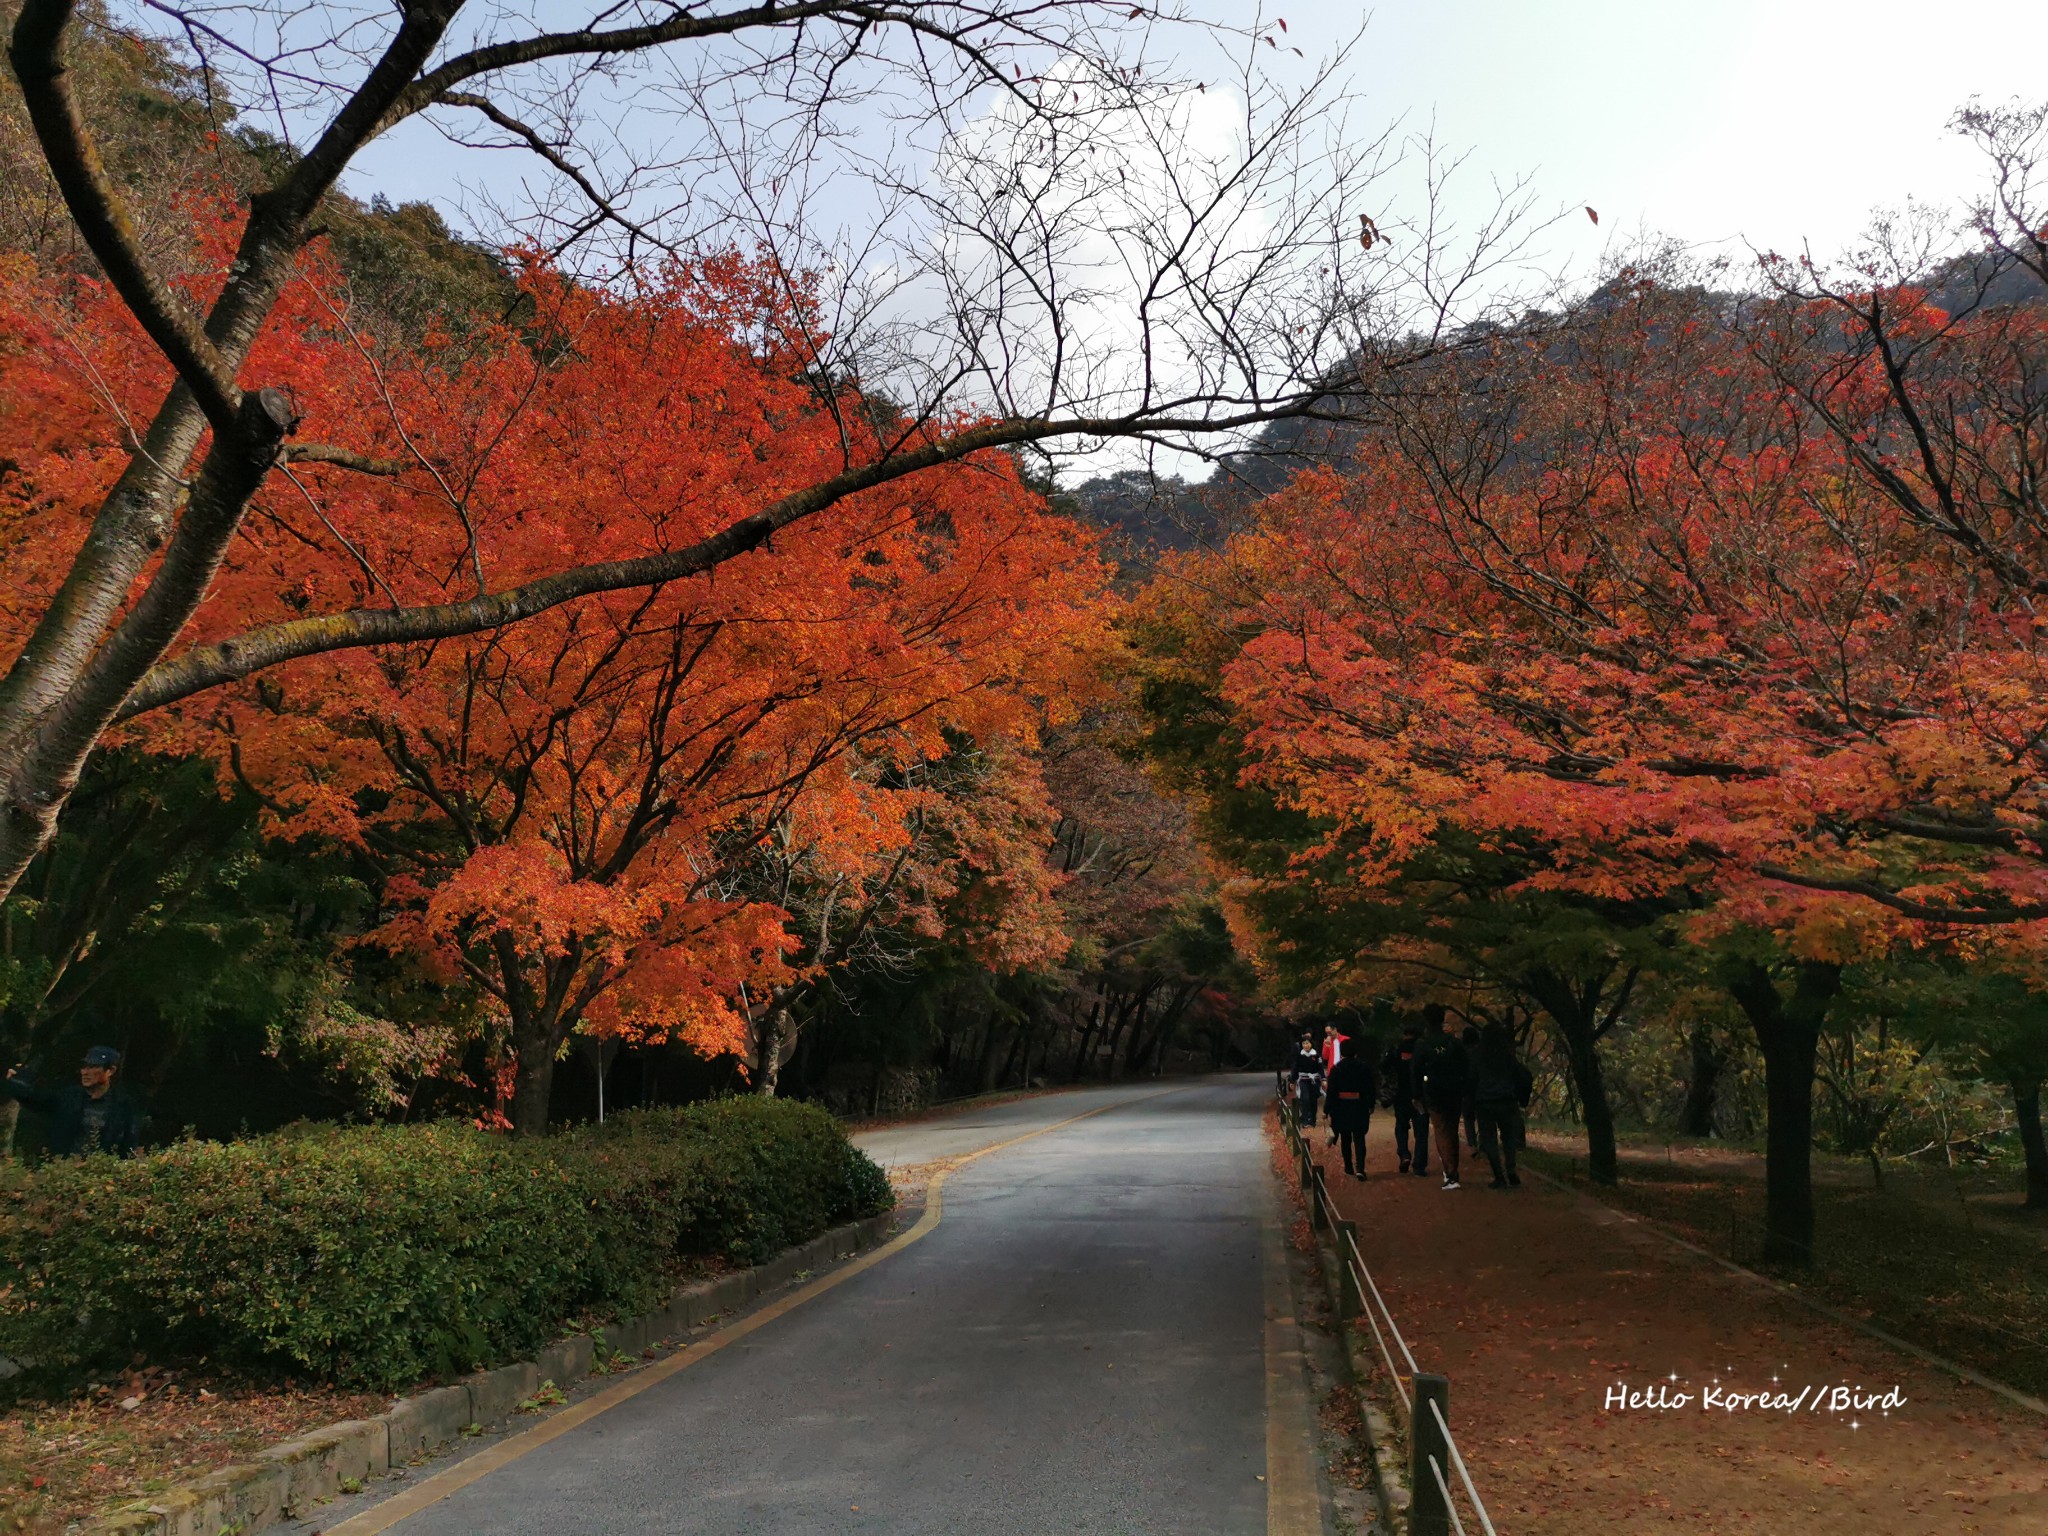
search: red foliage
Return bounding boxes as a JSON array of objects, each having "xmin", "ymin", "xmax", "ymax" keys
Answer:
[
  {"xmin": 1193, "ymin": 276, "xmax": 2048, "ymax": 959},
  {"xmin": 0, "ymin": 214, "xmax": 1112, "ymax": 1127}
]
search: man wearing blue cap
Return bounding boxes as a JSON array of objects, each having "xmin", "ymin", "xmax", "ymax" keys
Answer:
[{"xmin": 3, "ymin": 1045, "xmax": 144, "ymax": 1158}]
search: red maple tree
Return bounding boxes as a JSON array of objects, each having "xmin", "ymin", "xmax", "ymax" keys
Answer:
[
  {"xmin": 2, "ymin": 226, "xmax": 1112, "ymax": 1132},
  {"xmin": 1177, "ymin": 269, "xmax": 2048, "ymax": 1258}
]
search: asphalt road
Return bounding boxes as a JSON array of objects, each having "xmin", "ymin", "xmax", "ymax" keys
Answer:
[
  {"xmin": 848, "ymin": 1081, "xmax": 1228, "ymax": 1169},
  {"xmin": 324, "ymin": 1076, "xmax": 1314, "ymax": 1535}
]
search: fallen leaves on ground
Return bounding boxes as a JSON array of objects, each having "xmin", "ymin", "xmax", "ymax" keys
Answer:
[{"xmin": 0, "ymin": 1367, "xmax": 381, "ymax": 1534}]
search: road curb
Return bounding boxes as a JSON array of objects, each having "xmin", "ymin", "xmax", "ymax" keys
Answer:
[
  {"xmin": 83, "ymin": 1209, "xmax": 900, "ymax": 1536},
  {"xmin": 1308, "ymin": 1229, "xmax": 1412, "ymax": 1532},
  {"xmin": 1269, "ymin": 1109, "xmax": 1408, "ymax": 1530}
]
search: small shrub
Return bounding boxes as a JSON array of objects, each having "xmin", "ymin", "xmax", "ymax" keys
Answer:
[
  {"xmin": 517, "ymin": 1381, "xmax": 566, "ymax": 1412},
  {"xmin": 0, "ymin": 1097, "xmax": 891, "ymax": 1394}
]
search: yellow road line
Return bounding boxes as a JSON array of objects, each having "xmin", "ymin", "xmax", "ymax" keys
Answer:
[
  {"xmin": 1263, "ymin": 1184, "xmax": 1325, "ymax": 1534},
  {"xmin": 325, "ymin": 1087, "xmax": 1186, "ymax": 1535}
]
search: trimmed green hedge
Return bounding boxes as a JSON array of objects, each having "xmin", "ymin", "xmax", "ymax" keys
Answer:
[{"xmin": 0, "ymin": 1096, "xmax": 892, "ymax": 1392}]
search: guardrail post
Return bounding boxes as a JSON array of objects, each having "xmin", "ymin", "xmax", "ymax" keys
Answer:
[
  {"xmin": 1334, "ymin": 1220, "xmax": 1361, "ymax": 1319},
  {"xmin": 1410, "ymin": 1373, "xmax": 1452, "ymax": 1536},
  {"xmin": 1309, "ymin": 1166, "xmax": 1329, "ymax": 1231}
]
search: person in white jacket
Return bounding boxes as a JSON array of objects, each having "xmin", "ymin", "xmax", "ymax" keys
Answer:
[{"xmin": 1290, "ymin": 1035, "xmax": 1324, "ymax": 1126}]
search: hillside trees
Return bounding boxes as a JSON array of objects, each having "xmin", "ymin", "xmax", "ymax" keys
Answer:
[
  {"xmin": 1039, "ymin": 721, "xmax": 1237, "ymax": 1077},
  {"xmin": 1161, "ymin": 218, "xmax": 2048, "ymax": 1257},
  {"xmin": 1734, "ymin": 103, "xmax": 2048, "ymax": 920},
  {"xmin": 728, "ymin": 738, "xmax": 1077, "ymax": 1097},
  {"xmin": 0, "ymin": 0, "xmax": 1522, "ymax": 905},
  {"xmin": 1859, "ymin": 957, "xmax": 2048, "ymax": 1207}
]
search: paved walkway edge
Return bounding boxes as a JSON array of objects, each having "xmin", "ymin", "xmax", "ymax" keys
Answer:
[
  {"xmin": 1270, "ymin": 1108, "xmax": 1406, "ymax": 1532},
  {"xmin": 1522, "ymin": 1166, "xmax": 2048, "ymax": 1419},
  {"xmin": 83, "ymin": 1210, "xmax": 901, "ymax": 1536},
  {"xmin": 1261, "ymin": 1184, "xmax": 1324, "ymax": 1535},
  {"xmin": 1310, "ymin": 1228, "xmax": 1410, "ymax": 1532}
]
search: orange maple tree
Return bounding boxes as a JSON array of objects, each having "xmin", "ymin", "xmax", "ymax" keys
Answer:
[
  {"xmin": 0, "ymin": 0, "xmax": 1370, "ymax": 917},
  {"xmin": 1, "ymin": 221, "xmax": 1111, "ymax": 1131},
  {"xmin": 722, "ymin": 734, "xmax": 1080, "ymax": 1098},
  {"xmin": 1176, "ymin": 270, "xmax": 2048, "ymax": 1258}
]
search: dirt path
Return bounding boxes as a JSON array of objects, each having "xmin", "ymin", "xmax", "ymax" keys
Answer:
[{"xmin": 1313, "ymin": 1118, "xmax": 2048, "ymax": 1535}]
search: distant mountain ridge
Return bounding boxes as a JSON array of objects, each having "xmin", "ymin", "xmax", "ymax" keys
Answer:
[{"xmin": 1065, "ymin": 251, "xmax": 2048, "ymax": 568}]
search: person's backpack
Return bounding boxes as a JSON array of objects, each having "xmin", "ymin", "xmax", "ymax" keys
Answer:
[{"xmin": 1513, "ymin": 1059, "xmax": 1534, "ymax": 1108}]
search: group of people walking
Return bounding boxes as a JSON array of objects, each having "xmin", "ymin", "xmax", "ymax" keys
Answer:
[{"xmin": 1288, "ymin": 1004, "xmax": 1533, "ymax": 1191}]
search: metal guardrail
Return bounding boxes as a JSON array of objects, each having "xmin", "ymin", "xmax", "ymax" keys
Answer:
[{"xmin": 1276, "ymin": 1073, "xmax": 1499, "ymax": 1536}]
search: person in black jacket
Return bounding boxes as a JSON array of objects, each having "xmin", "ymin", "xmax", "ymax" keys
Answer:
[
  {"xmin": 1471, "ymin": 1023, "xmax": 1535, "ymax": 1188},
  {"xmin": 4, "ymin": 1045, "xmax": 144, "ymax": 1159},
  {"xmin": 1380, "ymin": 1026, "xmax": 1427, "ymax": 1175},
  {"xmin": 1414, "ymin": 1006, "xmax": 1471, "ymax": 1190},
  {"xmin": 1325, "ymin": 1048, "xmax": 1378, "ymax": 1178}
]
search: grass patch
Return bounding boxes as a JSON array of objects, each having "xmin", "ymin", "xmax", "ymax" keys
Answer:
[{"xmin": 1522, "ymin": 1144, "xmax": 2048, "ymax": 1399}]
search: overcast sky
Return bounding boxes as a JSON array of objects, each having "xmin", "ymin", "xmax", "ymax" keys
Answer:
[
  {"xmin": 343, "ymin": 0, "xmax": 2048, "ymax": 275},
  {"xmin": 1289, "ymin": 0, "xmax": 2047, "ymax": 268},
  {"xmin": 322, "ymin": 1, "xmax": 2048, "ymax": 481}
]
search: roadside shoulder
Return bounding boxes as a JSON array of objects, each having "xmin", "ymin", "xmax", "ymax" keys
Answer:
[{"xmin": 88, "ymin": 1210, "xmax": 904, "ymax": 1536}]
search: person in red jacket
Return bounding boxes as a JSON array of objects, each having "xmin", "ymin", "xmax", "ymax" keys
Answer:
[{"xmin": 1320, "ymin": 1028, "xmax": 1348, "ymax": 1144}]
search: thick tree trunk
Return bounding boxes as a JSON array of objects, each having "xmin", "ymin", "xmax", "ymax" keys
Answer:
[
  {"xmin": 1560, "ymin": 1026, "xmax": 1619, "ymax": 1186},
  {"xmin": 1758, "ymin": 1024, "xmax": 1821, "ymax": 1263},
  {"xmin": 0, "ymin": 390, "xmax": 295, "ymax": 902},
  {"xmin": 754, "ymin": 1005, "xmax": 795, "ymax": 1097},
  {"xmin": 1679, "ymin": 1024, "xmax": 1722, "ymax": 1137},
  {"xmin": 2013, "ymin": 1080, "xmax": 2048, "ymax": 1210},
  {"xmin": 1727, "ymin": 959, "xmax": 1839, "ymax": 1266},
  {"xmin": 1100, "ymin": 998, "xmax": 1132, "ymax": 1080},
  {"xmin": 1069, "ymin": 990, "xmax": 1108, "ymax": 1079},
  {"xmin": 1069, "ymin": 1008, "xmax": 1100, "ymax": 1080},
  {"xmin": 1110, "ymin": 980, "xmax": 1160, "ymax": 1078},
  {"xmin": 1525, "ymin": 972, "xmax": 1619, "ymax": 1185},
  {"xmin": 973, "ymin": 1022, "xmax": 1003, "ymax": 1092},
  {"xmin": 1121, "ymin": 1010, "xmax": 1153, "ymax": 1076},
  {"xmin": 1134, "ymin": 983, "xmax": 1198, "ymax": 1078},
  {"xmin": 509, "ymin": 1034, "xmax": 557, "ymax": 1139},
  {"xmin": 501, "ymin": 938, "xmax": 580, "ymax": 1136},
  {"xmin": 1146, "ymin": 1012, "xmax": 1180, "ymax": 1077}
]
